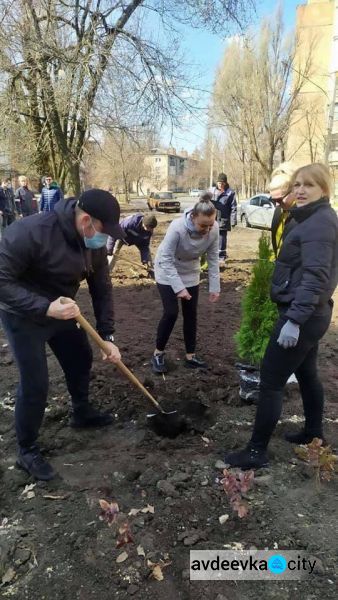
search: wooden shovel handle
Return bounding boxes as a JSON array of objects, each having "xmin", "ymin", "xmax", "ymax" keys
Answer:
[{"xmin": 60, "ymin": 298, "xmax": 163, "ymax": 412}]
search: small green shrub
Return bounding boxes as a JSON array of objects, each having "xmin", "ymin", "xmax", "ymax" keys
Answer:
[{"xmin": 235, "ymin": 233, "xmax": 278, "ymax": 366}]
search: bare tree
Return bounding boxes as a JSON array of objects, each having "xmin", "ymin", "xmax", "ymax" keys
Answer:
[
  {"xmin": 0, "ymin": 0, "xmax": 254, "ymax": 194},
  {"xmin": 178, "ymin": 154, "xmax": 208, "ymax": 191},
  {"xmin": 84, "ymin": 129, "xmax": 153, "ymax": 201},
  {"xmin": 212, "ymin": 9, "xmax": 314, "ymax": 182},
  {"xmin": 288, "ymin": 104, "xmax": 326, "ymax": 164}
]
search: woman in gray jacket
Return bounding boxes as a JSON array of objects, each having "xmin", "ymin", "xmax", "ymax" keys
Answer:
[{"xmin": 152, "ymin": 194, "xmax": 220, "ymax": 373}]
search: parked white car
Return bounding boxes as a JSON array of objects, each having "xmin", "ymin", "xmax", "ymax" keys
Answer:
[
  {"xmin": 189, "ymin": 189, "xmax": 204, "ymax": 197},
  {"xmin": 240, "ymin": 194, "xmax": 275, "ymax": 229}
]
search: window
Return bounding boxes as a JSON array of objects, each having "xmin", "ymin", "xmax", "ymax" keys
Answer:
[
  {"xmin": 333, "ymin": 103, "xmax": 338, "ymax": 122},
  {"xmin": 158, "ymin": 192, "xmax": 173, "ymax": 199},
  {"xmin": 250, "ymin": 197, "xmax": 260, "ymax": 206},
  {"xmin": 260, "ymin": 196, "xmax": 272, "ymax": 207}
]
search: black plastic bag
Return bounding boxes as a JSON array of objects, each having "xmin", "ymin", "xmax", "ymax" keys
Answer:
[{"xmin": 235, "ymin": 362, "xmax": 260, "ymax": 405}]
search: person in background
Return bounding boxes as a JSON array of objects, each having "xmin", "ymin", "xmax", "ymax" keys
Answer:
[
  {"xmin": 107, "ymin": 213, "xmax": 157, "ymax": 276},
  {"xmin": 0, "ymin": 186, "xmax": 5, "ymax": 240},
  {"xmin": 0, "ymin": 178, "xmax": 17, "ymax": 228},
  {"xmin": 151, "ymin": 194, "xmax": 220, "ymax": 374},
  {"xmin": 224, "ymin": 163, "xmax": 338, "ymax": 470},
  {"xmin": 269, "ymin": 163, "xmax": 297, "ymax": 258},
  {"xmin": 0, "ymin": 189, "xmax": 124, "ymax": 481},
  {"xmin": 15, "ymin": 176, "xmax": 38, "ymax": 217},
  {"xmin": 40, "ymin": 175, "xmax": 63, "ymax": 212},
  {"xmin": 208, "ymin": 181, "xmax": 218, "ymax": 201},
  {"xmin": 212, "ymin": 173, "xmax": 237, "ymax": 267}
]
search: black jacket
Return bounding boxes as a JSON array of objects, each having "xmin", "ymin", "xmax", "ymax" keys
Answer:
[
  {"xmin": 14, "ymin": 186, "xmax": 38, "ymax": 216},
  {"xmin": 270, "ymin": 197, "xmax": 338, "ymax": 325},
  {"xmin": 0, "ymin": 188, "xmax": 6, "ymax": 213},
  {"xmin": 1, "ymin": 186, "xmax": 16, "ymax": 215},
  {"xmin": 0, "ymin": 198, "xmax": 114, "ymax": 336}
]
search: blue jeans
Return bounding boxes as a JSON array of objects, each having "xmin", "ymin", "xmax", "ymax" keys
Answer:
[{"xmin": 0, "ymin": 311, "xmax": 93, "ymax": 449}]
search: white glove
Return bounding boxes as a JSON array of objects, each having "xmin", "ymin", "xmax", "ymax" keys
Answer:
[{"xmin": 277, "ymin": 320, "xmax": 300, "ymax": 349}]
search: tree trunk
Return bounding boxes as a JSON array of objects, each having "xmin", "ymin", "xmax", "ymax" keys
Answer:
[{"xmin": 67, "ymin": 163, "xmax": 81, "ymax": 196}]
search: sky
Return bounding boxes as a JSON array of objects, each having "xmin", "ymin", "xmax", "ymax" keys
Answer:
[{"xmin": 162, "ymin": 0, "xmax": 306, "ymax": 153}]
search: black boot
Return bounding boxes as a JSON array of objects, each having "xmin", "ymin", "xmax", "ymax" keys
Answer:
[
  {"xmin": 70, "ymin": 405, "xmax": 113, "ymax": 428},
  {"xmin": 224, "ymin": 444, "xmax": 269, "ymax": 470},
  {"xmin": 284, "ymin": 429, "xmax": 326, "ymax": 445},
  {"xmin": 16, "ymin": 446, "xmax": 56, "ymax": 481}
]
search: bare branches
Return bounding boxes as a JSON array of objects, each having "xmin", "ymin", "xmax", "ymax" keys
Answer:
[
  {"xmin": 212, "ymin": 10, "xmax": 314, "ymax": 183},
  {"xmin": 0, "ymin": 0, "xmax": 254, "ymax": 193}
]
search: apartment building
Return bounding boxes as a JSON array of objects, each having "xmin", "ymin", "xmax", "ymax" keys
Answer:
[
  {"xmin": 140, "ymin": 148, "xmax": 201, "ymax": 194},
  {"xmin": 287, "ymin": 0, "xmax": 338, "ymax": 198}
]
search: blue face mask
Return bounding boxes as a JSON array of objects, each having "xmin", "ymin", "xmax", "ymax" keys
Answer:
[{"xmin": 83, "ymin": 220, "xmax": 109, "ymax": 249}]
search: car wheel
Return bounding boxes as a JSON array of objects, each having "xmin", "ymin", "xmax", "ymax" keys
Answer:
[{"xmin": 241, "ymin": 214, "xmax": 250, "ymax": 228}]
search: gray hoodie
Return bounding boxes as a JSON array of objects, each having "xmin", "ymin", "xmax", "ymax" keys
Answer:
[{"xmin": 154, "ymin": 210, "xmax": 220, "ymax": 293}]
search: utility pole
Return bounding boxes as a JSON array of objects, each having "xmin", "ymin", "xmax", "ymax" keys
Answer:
[
  {"xmin": 209, "ymin": 137, "xmax": 214, "ymax": 188},
  {"xmin": 325, "ymin": 75, "xmax": 337, "ymax": 164}
]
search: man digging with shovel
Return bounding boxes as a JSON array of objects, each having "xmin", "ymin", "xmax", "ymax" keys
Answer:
[{"xmin": 0, "ymin": 189, "xmax": 124, "ymax": 481}]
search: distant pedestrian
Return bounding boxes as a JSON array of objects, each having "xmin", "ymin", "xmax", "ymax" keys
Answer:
[
  {"xmin": 211, "ymin": 173, "xmax": 237, "ymax": 267},
  {"xmin": 40, "ymin": 175, "xmax": 63, "ymax": 212},
  {"xmin": 0, "ymin": 186, "xmax": 5, "ymax": 240},
  {"xmin": 0, "ymin": 178, "xmax": 17, "ymax": 228},
  {"xmin": 15, "ymin": 176, "xmax": 38, "ymax": 217}
]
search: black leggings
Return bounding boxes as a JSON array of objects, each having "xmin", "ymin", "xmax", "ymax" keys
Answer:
[
  {"xmin": 156, "ymin": 284, "xmax": 199, "ymax": 353},
  {"xmin": 250, "ymin": 309, "xmax": 332, "ymax": 449}
]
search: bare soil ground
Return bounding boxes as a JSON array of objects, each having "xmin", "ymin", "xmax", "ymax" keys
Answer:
[{"xmin": 0, "ymin": 214, "xmax": 337, "ymax": 600}]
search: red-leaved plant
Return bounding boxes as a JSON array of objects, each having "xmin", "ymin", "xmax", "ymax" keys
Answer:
[
  {"xmin": 99, "ymin": 499, "xmax": 120, "ymax": 525},
  {"xmin": 294, "ymin": 437, "xmax": 337, "ymax": 485},
  {"xmin": 116, "ymin": 521, "xmax": 134, "ymax": 548},
  {"xmin": 220, "ymin": 469, "xmax": 254, "ymax": 518},
  {"xmin": 99, "ymin": 499, "xmax": 134, "ymax": 547}
]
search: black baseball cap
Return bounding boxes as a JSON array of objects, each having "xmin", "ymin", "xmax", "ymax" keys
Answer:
[{"xmin": 77, "ymin": 189, "xmax": 125, "ymax": 239}]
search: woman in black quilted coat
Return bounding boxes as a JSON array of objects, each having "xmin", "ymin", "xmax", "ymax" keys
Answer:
[{"xmin": 225, "ymin": 163, "xmax": 338, "ymax": 469}]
